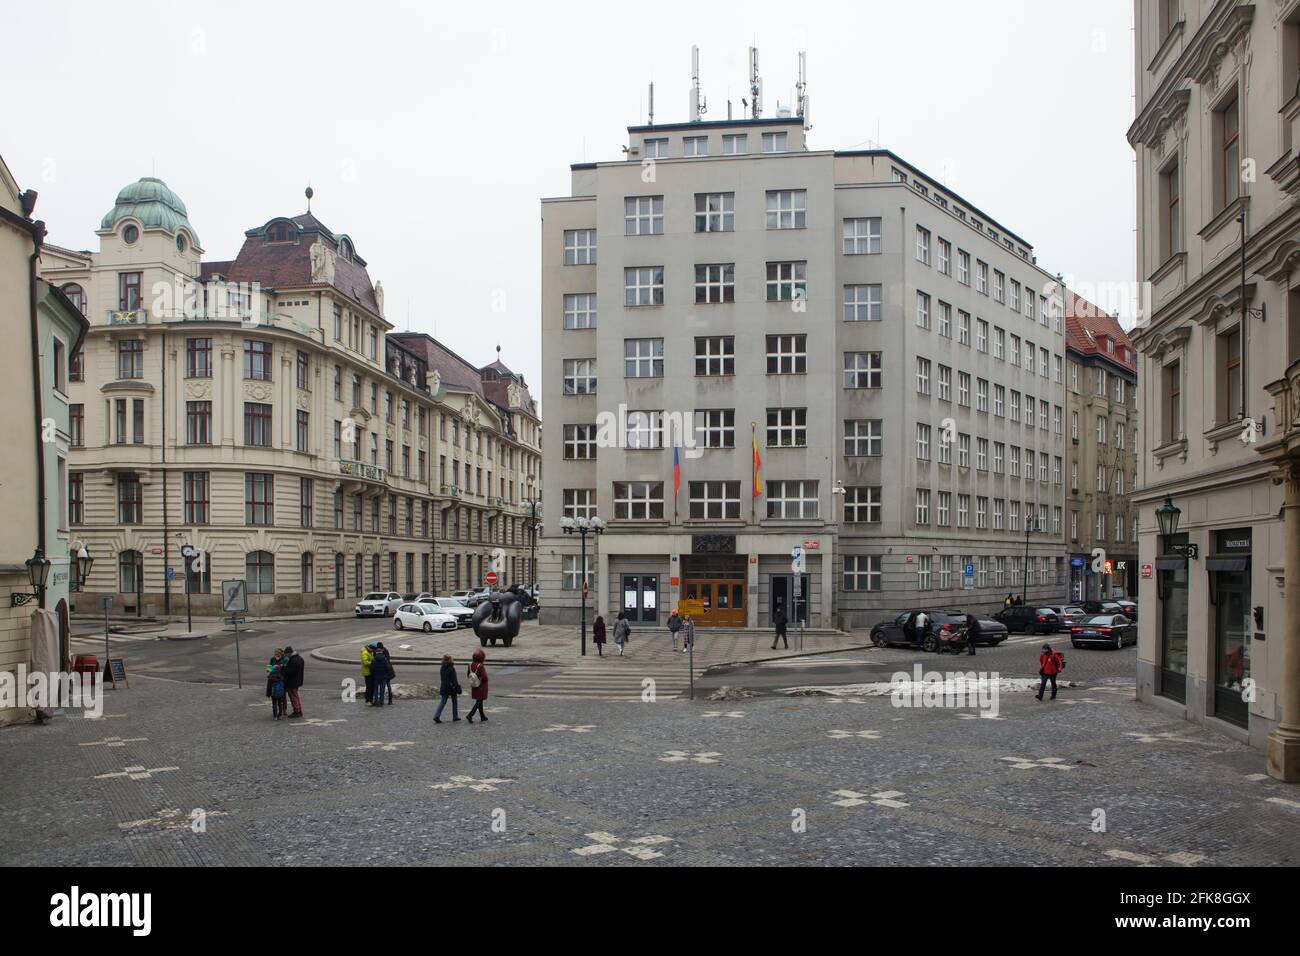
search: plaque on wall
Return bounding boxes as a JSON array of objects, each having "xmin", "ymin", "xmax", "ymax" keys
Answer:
[{"xmin": 692, "ymin": 535, "xmax": 736, "ymax": 554}]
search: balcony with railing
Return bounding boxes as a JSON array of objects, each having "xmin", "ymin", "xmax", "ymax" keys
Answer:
[
  {"xmin": 106, "ymin": 308, "xmax": 148, "ymax": 326},
  {"xmin": 1259, "ymin": 359, "xmax": 1300, "ymax": 465},
  {"xmin": 338, "ymin": 459, "xmax": 387, "ymax": 485}
]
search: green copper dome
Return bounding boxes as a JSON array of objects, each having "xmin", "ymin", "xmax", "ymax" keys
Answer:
[{"xmin": 100, "ymin": 176, "xmax": 200, "ymax": 246}]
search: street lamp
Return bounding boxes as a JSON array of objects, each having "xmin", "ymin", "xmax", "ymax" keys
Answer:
[
  {"xmin": 522, "ymin": 496, "xmax": 541, "ymax": 594},
  {"xmin": 75, "ymin": 545, "xmax": 94, "ymax": 591},
  {"xmin": 11, "ymin": 547, "xmax": 51, "ymax": 608},
  {"xmin": 1021, "ymin": 515, "xmax": 1038, "ymax": 604},
  {"xmin": 1155, "ymin": 496, "xmax": 1180, "ymax": 542},
  {"xmin": 561, "ymin": 514, "xmax": 605, "ymax": 656}
]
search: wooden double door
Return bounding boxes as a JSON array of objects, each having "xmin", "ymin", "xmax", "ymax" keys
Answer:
[{"xmin": 682, "ymin": 578, "xmax": 746, "ymax": 627}]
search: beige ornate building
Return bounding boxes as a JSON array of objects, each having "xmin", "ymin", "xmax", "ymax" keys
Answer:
[
  {"xmin": 1065, "ymin": 293, "xmax": 1139, "ymax": 602},
  {"xmin": 41, "ymin": 178, "xmax": 539, "ymax": 615},
  {"xmin": 1129, "ymin": 0, "xmax": 1299, "ymax": 780}
]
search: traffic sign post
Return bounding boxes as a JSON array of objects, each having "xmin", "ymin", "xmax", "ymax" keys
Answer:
[
  {"xmin": 100, "ymin": 595, "xmax": 113, "ymax": 679},
  {"xmin": 963, "ymin": 562, "xmax": 975, "ymax": 591},
  {"xmin": 221, "ymin": 579, "xmax": 247, "ymax": 688}
]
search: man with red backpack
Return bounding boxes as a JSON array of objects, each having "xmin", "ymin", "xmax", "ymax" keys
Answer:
[{"xmin": 1036, "ymin": 643, "xmax": 1065, "ymax": 701}]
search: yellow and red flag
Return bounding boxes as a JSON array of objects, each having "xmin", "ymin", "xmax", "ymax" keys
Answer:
[{"xmin": 751, "ymin": 424, "xmax": 763, "ymax": 497}]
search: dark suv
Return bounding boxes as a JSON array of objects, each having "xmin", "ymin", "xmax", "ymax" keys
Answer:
[
  {"xmin": 870, "ymin": 610, "xmax": 966, "ymax": 651},
  {"xmin": 993, "ymin": 605, "xmax": 1059, "ymax": 634}
]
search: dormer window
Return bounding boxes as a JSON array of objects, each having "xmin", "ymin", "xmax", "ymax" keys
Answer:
[
  {"xmin": 267, "ymin": 221, "xmax": 294, "ymax": 243},
  {"xmin": 338, "ymin": 238, "xmax": 353, "ymax": 262},
  {"xmin": 122, "ymin": 224, "xmax": 139, "ymax": 244}
]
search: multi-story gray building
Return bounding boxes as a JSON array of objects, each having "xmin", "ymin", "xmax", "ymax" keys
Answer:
[{"xmin": 540, "ymin": 115, "xmax": 1067, "ymax": 629}]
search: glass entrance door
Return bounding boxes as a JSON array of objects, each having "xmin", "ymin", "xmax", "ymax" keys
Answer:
[
  {"xmin": 621, "ymin": 574, "xmax": 659, "ymax": 624},
  {"xmin": 1158, "ymin": 537, "xmax": 1188, "ymax": 704},
  {"xmin": 1213, "ymin": 567, "xmax": 1250, "ymax": 728},
  {"xmin": 771, "ymin": 574, "xmax": 810, "ymax": 624}
]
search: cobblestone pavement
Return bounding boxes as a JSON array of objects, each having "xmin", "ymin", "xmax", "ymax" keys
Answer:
[{"xmin": 1, "ymin": 674, "xmax": 1295, "ymax": 866}]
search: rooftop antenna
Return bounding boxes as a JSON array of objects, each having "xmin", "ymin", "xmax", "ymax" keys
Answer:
[
  {"xmin": 690, "ymin": 46, "xmax": 707, "ymax": 121},
  {"xmin": 748, "ymin": 46, "xmax": 762, "ymax": 119},
  {"xmin": 797, "ymin": 51, "xmax": 811, "ymax": 130},
  {"xmin": 648, "ymin": 81, "xmax": 655, "ymax": 126}
]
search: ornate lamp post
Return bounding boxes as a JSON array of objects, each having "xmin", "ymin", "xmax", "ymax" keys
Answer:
[
  {"xmin": 1021, "ymin": 515, "xmax": 1038, "ymax": 603},
  {"xmin": 561, "ymin": 515, "xmax": 605, "ymax": 656},
  {"xmin": 75, "ymin": 545, "xmax": 94, "ymax": 591},
  {"xmin": 522, "ymin": 496, "xmax": 540, "ymax": 594},
  {"xmin": 11, "ymin": 547, "xmax": 51, "ymax": 608}
]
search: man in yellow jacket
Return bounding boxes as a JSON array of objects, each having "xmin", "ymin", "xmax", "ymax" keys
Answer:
[{"xmin": 361, "ymin": 643, "xmax": 375, "ymax": 705}]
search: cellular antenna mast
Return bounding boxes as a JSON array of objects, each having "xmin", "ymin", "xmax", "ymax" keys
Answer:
[
  {"xmin": 797, "ymin": 51, "xmax": 811, "ymax": 130},
  {"xmin": 648, "ymin": 81, "xmax": 655, "ymax": 125},
  {"xmin": 690, "ymin": 46, "xmax": 706, "ymax": 120},
  {"xmin": 749, "ymin": 46, "xmax": 762, "ymax": 119}
]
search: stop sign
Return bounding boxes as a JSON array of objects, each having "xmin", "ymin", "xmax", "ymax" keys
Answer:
[{"xmin": 485, "ymin": 571, "xmax": 499, "ymax": 586}]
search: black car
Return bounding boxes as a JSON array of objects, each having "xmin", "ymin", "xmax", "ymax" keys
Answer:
[
  {"xmin": 1070, "ymin": 614, "xmax": 1138, "ymax": 649},
  {"xmin": 870, "ymin": 610, "xmax": 966, "ymax": 651},
  {"xmin": 962, "ymin": 615, "xmax": 1009, "ymax": 647},
  {"xmin": 993, "ymin": 605, "xmax": 1059, "ymax": 634},
  {"xmin": 1115, "ymin": 600, "xmax": 1138, "ymax": 622},
  {"xmin": 1081, "ymin": 600, "xmax": 1124, "ymax": 616}
]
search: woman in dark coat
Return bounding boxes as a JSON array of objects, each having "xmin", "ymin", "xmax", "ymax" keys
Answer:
[
  {"xmin": 434, "ymin": 654, "xmax": 461, "ymax": 723},
  {"xmin": 593, "ymin": 615, "xmax": 606, "ymax": 656},
  {"xmin": 466, "ymin": 649, "xmax": 489, "ymax": 723}
]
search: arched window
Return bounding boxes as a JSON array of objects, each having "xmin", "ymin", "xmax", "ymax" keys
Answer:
[
  {"xmin": 300, "ymin": 552, "xmax": 314, "ymax": 593},
  {"xmin": 246, "ymin": 550, "xmax": 274, "ymax": 594},
  {"xmin": 266, "ymin": 221, "xmax": 294, "ymax": 243},
  {"xmin": 118, "ymin": 550, "xmax": 143, "ymax": 594},
  {"xmin": 337, "ymin": 238, "xmax": 352, "ymax": 262},
  {"xmin": 62, "ymin": 283, "xmax": 86, "ymax": 316}
]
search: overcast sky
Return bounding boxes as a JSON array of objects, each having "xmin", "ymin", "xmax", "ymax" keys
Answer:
[{"xmin": 4, "ymin": 0, "xmax": 1136, "ymax": 410}]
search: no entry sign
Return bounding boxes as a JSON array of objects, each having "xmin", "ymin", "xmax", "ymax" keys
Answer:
[{"xmin": 485, "ymin": 571, "xmax": 499, "ymax": 586}]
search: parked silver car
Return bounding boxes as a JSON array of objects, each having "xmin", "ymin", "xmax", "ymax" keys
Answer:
[{"xmin": 355, "ymin": 591, "xmax": 403, "ymax": 617}]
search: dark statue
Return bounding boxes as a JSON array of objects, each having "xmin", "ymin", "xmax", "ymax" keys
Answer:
[{"xmin": 472, "ymin": 591, "xmax": 522, "ymax": 646}]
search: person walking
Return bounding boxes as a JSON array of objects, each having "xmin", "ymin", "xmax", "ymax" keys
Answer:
[
  {"xmin": 1036, "ymin": 643, "xmax": 1065, "ymax": 701},
  {"xmin": 283, "ymin": 646, "xmax": 305, "ymax": 718},
  {"xmin": 682, "ymin": 614, "xmax": 695, "ymax": 654},
  {"xmin": 371, "ymin": 642, "xmax": 394, "ymax": 707},
  {"xmin": 771, "ymin": 603, "xmax": 789, "ymax": 650},
  {"xmin": 667, "ymin": 608, "xmax": 683, "ymax": 651},
  {"xmin": 1004, "ymin": 593, "xmax": 1014, "ymax": 608},
  {"xmin": 593, "ymin": 615, "xmax": 607, "ymax": 656},
  {"xmin": 361, "ymin": 642, "xmax": 376, "ymax": 705},
  {"xmin": 466, "ymin": 649, "xmax": 489, "ymax": 723},
  {"xmin": 965, "ymin": 614, "xmax": 981, "ymax": 656},
  {"xmin": 433, "ymin": 654, "xmax": 461, "ymax": 723},
  {"xmin": 613, "ymin": 613, "xmax": 630, "ymax": 656}
]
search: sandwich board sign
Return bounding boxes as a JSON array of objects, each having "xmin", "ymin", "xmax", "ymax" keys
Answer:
[{"xmin": 221, "ymin": 579, "xmax": 247, "ymax": 614}]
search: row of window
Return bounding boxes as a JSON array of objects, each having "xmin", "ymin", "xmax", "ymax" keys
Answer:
[
  {"xmin": 914, "ymin": 298, "xmax": 1062, "ymax": 378},
  {"xmin": 638, "ymin": 130, "xmax": 790, "ymax": 160},
  {"xmin": 913, "ymin": 491, "xmax": 1060, "ymax": 534},
  {"xmin": 844, "ymin": 554, "xmax": 1065, "ymax": 593},
  {"xmin": 912, "ymin": 226, "xmax": 1056, "ymax": 330}
]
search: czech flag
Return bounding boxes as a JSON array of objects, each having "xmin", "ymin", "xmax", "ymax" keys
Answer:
[
  {"xmin": 752, "ymin": 427, "xmax": 763, "ymax": 497},
  {"xmin": 673, "ymin": 445, "xmax": 681, "ymax": 499}
]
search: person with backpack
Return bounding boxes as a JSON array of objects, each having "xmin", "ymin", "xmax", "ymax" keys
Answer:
[
  {"xmin": 466, "ymin": 649, "xmax": 489, "ymax": 723},
  {"xmin": 771, "ymin": 603, "xmax": 789, "ymax": 650},
  {"xmin": 666, "ymin": 608, "xmax": 683, "ymax": 651},
  {"xmin": 1036, "ymin": 643, "xmax": 1065, "ymax": 701},
  {"xmin": 282, "ymin": 645, "xmax": 305, "ymax": 718},
  {"xmin": 613, "ymin": 612, "xmax": 630, "ymax": 656},
  {"xmin": 371, "ymin": 642, "xmax": 394, "ymax": 707},
  {"xmin": 266, "ymin": 660, "xmax": 287, "ymax": 720},
  {"xmin": 682, "ymin": 614, "xmax": 695, "ymax": 654},
  {"xmin": 361, "ymin": 642, "xmax": 376, "ymax": 705},
  {"xmin": 433, "ymin": 654, "xmax": 461, "ymax": 723}
]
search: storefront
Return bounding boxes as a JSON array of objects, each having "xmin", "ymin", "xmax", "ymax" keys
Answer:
[
  {"xmin": 1208, "ymin": 529, "xmax": 1252, "ymax": 729},
  {"xmin": 1155, "ymin": 535, "xmax": 1189, "ymax": 704}
]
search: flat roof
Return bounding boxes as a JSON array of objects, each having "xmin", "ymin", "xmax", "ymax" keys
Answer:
[{"xmin": 627, "ymin": 116, "xmax": 804, "ymax": 134}]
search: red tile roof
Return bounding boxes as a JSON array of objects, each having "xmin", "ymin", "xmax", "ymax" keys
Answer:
[{"xmin": 1066, "ymin": 291, "xmax": 1136, "ymax": 373}]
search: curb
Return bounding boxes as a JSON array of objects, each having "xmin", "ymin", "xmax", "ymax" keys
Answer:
[
  {"xmin": 160, "ymin": 632, "xmax": 210, "ymax": 641},
  {"xmin": 308, "ymin": 646, "xmax": 560, "ymax": 668}
]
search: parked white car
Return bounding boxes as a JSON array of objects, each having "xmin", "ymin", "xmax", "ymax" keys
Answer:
[
  {"xmin": 417, "ymin": 596, "xmax": 474, "ymax": 626},
  {"xmin": 355, "ymin": 591, "xmax": 403, "ymax": 617},
  {"xmin": 393, "ymin": 602, "xmax": 458, "ymax": 632}
]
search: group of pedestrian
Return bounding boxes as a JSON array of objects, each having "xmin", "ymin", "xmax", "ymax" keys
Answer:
[
  {"xmin": 431, "ymin": 649, "xmax": 491, "ymax": 723},
  {"xmin": 665, "ymin": 608, "xmax": 695, "ymax": 653},
  {"xmin": 265, "ymin": 646, "xmax": 304, "ymax": 720},
  {"xmin": 1004, "ymin": 593, "xmax": 1026, "ymax": 607},
  {"xmin": 360, "ymin": 641, "xmax": 395, "ymax": 707},
  {"xmin": 592, "ymin": 612, "xmax": 632, "ymax": 656}
]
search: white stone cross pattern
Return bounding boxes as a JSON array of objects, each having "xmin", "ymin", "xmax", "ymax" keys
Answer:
[
  {"xmin": 430, "ymin": 775, "xmax": 514, "ymax": 793},
  {"xmin": 826, "ymin": 729, "xmax": 882, "ymax": 739},
  {"xmin": 831, "ymin": 789, "xmax": 909, "ymax": 809},
  {"xmin": 291, "ymin": 718, "xmax": 348, "ymax": 728},
  {"xmin": 571, "ymin": 831, "xmax": 672, "ymax": 860},
  {"xmin": 541, "ymin": 724, "xmax": 597, "ymax": 733},
  {"xmin": 347, "ymin": 740, "xmax": 414, "ymax": 752},
  {"xmin": 80, "ymin": 736, "xmax": 148, "ymax": 748},
  {"xmin": 1106, "ymin": 849, "xmax": 1206, "ymax": 866},
  {"xmin": 118, "ymin": 807, "xmax": 229, "ymax": 832},
  {"xmin": 999, "ymin": 756, "xmax": 1073, "ymax": 770},
  {"xmin": 659, "ymin": 751, "xmax": 722, "ymax": 764},
  {"xmin": 957, "ymin": 712, "xmax": 1006, "ymax": 720},
  {"xmin": 1123, "ymin": 730, "xmax": 1215, "ymax": 746},
  {"xmin": 701, "ymin": 711, "xmax": 746, "ymax": 718},
  {"xmin": 95, "ymin": 765, "xmax": 180, "ymax": 781},
  {"xmin": 1056, "ymin": 698, "xmax": 1103, "ymax": 706}
]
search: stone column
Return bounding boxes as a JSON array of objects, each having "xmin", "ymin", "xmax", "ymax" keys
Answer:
[{"xmin": 1268, "ymin": 462, "xmax": 1300, "ymax": 781}]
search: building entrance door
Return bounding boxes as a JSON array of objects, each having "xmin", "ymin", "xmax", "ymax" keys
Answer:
[
  {"xmin": 681, "ymin": 578, "xmax": 746, "ymax": 627},
  {"xmin": 771, "ymin": 574, "xmax": 810, "ymax": 624},
  {"xmin": 621, "ymin": 574, "xmax": 659, "ymax": 624}
]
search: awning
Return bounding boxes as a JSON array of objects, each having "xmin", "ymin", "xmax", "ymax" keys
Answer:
[
  {"xmin": 1206, "ymin": 555, "xmax": 1248, "ymax": 572},
  {"xmin": 1154, "ymin": 555, "xmax": 1186, "ymax": 571}
]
